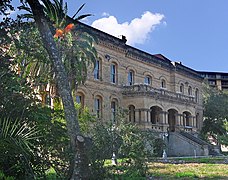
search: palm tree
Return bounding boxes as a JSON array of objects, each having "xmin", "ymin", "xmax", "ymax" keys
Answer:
[
  {"xmin": 25, "ymin": 0, "xmax": 97, "ymax": 179},
  {"xmin": 15, "ymin": 0, "xmax": 97, "ymax": 99}
]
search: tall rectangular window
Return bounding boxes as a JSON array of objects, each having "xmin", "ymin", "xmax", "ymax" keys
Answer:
[
  {"xmin": 144, "ymin": 76, "xmax": 151, "ymax": 85},
  {"xmin": 110, "ymin": 64, "xmax": 116, "ymax": 83},
  {"xmin": 128, "ymin": 71, "xmax": 134, "ymax": 85},
  {"xmin": 94, "ymin": 60, "xmax": 100, "ymax": 80},
  {"xmin": 76, "ymin": 95, "xmax": 82, "ymax": 104},
  {"xmin": 94, "ymin": 98, "xmax": 101, "ymax": 118},
  {"xmin": 111, "ymin": 101, "xmax": 116, "ymax": 123},
  {"xmin": 76, "ymin": 93, "xmax": 84, "ymax": 107}
]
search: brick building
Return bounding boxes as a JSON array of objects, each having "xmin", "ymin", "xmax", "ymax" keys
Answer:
[
  {"xmin": 44, "ymin": 23, "xmax": 216, "ymax": 156},
  {"xmin": 75, "ymin": 23, "xmax": 204, "ymax": 136}
]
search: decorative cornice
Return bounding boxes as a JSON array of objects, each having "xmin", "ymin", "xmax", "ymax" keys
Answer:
[{"xmin": 76, "ymin": 21, "xmax": 203, "ymax": 81}]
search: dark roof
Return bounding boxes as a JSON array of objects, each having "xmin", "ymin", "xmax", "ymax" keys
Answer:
[
  {"xmin": 198, "ymin": 71, "xmax": 228, "ymax": 75},
  {"xmin": 75, "ymin": 21, "xmax": 203, "ymax": 80}
]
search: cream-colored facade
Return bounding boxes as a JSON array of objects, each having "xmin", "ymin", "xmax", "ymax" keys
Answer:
[{"xmin": 75, "ymin": 24, "xmax": 204, "ymax": 134}]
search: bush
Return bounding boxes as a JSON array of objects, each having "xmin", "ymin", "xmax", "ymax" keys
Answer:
[{"xmin": 0, "ymin": 171, "xmax": 14, "ymax": 180}]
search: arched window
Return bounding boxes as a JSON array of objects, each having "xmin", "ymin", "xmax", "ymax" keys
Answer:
[
  {"xmin": 76, "ymin": 92, "xmax": 84, "ymax": 107},
  {"xmin": 180, "ymin": 83, "xmax": 184, "ymax": 94},
  {"xmin": 183, "ymin": 111, "xmax": 191, "ymax": 127},
  {"xmin": 128, "ymin": 105, "xmax": 135, "ymax": 122},
  {"xmin": 110, "ymin": 63, "xmax": 117, "ymax": 84},
  {"xmin": 188, "ymin": 86, "xmax": 192, "ymax": 96},
  {"xmin": 195, "ymin": 88, "xmax": 199, "ymax": 102},
  {"xmin": 128, "ymin": 70, "xmax": 134, "ymax": 85},
  {"xmin": 94, "ymin": 59, "xmax": 101, "ymax": 80},
  {"xmin": 94, "ymin": 96, "xmax": 102, "ymax": 118},
  {"xmin": 111, "ymin": 99, "xmax": 118, "ymax": 123},
  {"xmin": 161, "ymin": 79, "xmax": 166, "ymax": 88},
  {"xmin": 144, "ymin": 75, "xmax": 151, "ymax": 85}
]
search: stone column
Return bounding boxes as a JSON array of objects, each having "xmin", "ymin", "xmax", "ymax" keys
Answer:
[
  {"xmin": 179, "ymin": 114, "xmax": 183, "ymax": 126},
  {"xmin": 192, "ymin": 116, "xmax": 196, "ymax": 127},
  {"xmin": 160, "ymin": 111, "xmax": 169, "ymax": 132},
  {"xmin": 159, "ymin": 111, "xmax": 167, "ymax": 124},
  {"xmin": 164, "ymin": 111, "xmax": 168, "ymax": 124},
  {"xmin": 148, "ymin": 109, "xmax": 152, "ymax": 123},
  {"xmin": 188, "ymin": 115, "xmax": 193, "ymax": 127},
  {"xmin": 134, "ymin": 109, "xmax": 140, "ymax": 123},
  {"xmin": 140, "ymin": 108, "xmax": 149, "ymax": 128},
  {"xmin": 176, "ymin": 114, "xmax": 182, "ymax": 126},
  {"xmin": 183, "ymin": 114, "xmax": 186, "ymax": 127}
]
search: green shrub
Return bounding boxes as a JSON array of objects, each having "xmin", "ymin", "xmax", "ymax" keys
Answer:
[{"xmin": 0, "ymin": 171, "xmax": 15, "ymax": 180}]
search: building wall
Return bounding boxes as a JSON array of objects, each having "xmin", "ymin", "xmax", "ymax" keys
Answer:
[{"xmin": 74, "ymin": 30, "xmax": 204, "ymax": 133}]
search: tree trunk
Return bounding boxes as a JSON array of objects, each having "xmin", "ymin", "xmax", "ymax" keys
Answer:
[{"xmin": 26, "ymin": 0, "xmax": 89, "ymax": 179}]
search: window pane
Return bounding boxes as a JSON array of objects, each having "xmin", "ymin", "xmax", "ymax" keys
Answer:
[
  {"xmin": 94, "ymin": 98, "xmax": 101, "ymax": 118},
  {"xmin": 111, "ymin": 101, "xmax": 116, "ymax": 122},
  {"xmin": 180, "ymin": 84, "xmax": 184, "ymax": 93},
  {"xmin": 94, "ymin": 60, "xmax": 100, "ymax": 79},
  {"xmin": 110, "ymin": 64, "xmax": 116, "ymax": 83},
  {"xmin": 144, "ymin": 76, "xmax": 151, "ymax": 85},
  {"xmin": 128, "ymin": 71, "xmax": 133, "ymax": 85},
  {"xmin": 76, "ymin": 95, "xmax": 82, "ymax": 104},
  {"xmin": 161, "ymin": 80, "xmax": 166, "ymax": 88}
]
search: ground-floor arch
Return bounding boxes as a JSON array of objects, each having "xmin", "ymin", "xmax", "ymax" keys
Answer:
[
  {"xmin": 168, "ymin": 109, "xmax": 178, "ymax": 132},
  {"xmin": 150, "ymin": 106, "xmax": 163, "ymax": 124},
  {"xmin": 183, "ymin": 111, "xmax": 192, "ymax": 126}
]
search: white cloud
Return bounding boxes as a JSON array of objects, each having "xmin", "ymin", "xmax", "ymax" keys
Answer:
[
  {"xmin": 102, "ymin": 12, "xmax": 110, "ymax": 17},
  {"xmin": 91, "ymin": 11, "xmax": 165, "ymax": 46}
]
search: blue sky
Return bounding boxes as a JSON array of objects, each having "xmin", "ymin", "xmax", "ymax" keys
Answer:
[{"xmin": 8, "ymin": 0, "xmax": 228, "ymax": 72}]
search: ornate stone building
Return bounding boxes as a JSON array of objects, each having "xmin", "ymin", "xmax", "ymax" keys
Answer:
[{"xmin": 75, "ymin": 23, "xmax": 204, "ymax": 138}]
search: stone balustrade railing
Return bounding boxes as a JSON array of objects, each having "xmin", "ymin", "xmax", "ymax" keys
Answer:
[{"xmin": 122, "ymin": 84, "xmax": 196, "ymax": 104}]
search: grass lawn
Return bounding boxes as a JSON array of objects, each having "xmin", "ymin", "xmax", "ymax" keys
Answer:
[{"xmin": 148, "ymin": 162, "xmax": 228, "ymax": 179}]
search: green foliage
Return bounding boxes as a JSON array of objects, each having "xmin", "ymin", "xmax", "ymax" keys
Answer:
[
  {"xmin": 0, "ymin": 171, "xmax": 14, "ymax": 180},
  {"xmin": 84, "ymin": 111, "xmax": 158, "ymax": 179},
  {"xmin": 0, "ymin": 118, "xmax": 39, "ymax": 179},
  {"xmin": 201, "ymin": 83, "xmax": 228, "ymax": 144}
]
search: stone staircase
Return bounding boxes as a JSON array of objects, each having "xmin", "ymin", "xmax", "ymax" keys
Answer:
[
  {"xmin": 178, "ymin": 131, "xmax": 221, "ymax": 156},
  {"xmin": 179, "ymin": 131, "xmax": 209, "ymax": 146}
]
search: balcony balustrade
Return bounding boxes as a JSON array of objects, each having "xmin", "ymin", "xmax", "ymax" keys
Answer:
[{"xmin": 122, "ymin": 84, "xmax": 196, "ymax": 104}]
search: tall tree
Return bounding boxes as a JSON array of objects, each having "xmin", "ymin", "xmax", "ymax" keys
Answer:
[
  {"xmin": 25, "ymin": 0, "xmax": 93, "ymax": 179},
  {"xmin": 201, "ymin": 83, "xmax": 228, "ymax": 146}
]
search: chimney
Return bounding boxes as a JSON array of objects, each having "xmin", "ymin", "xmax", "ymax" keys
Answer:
[{"xmin": 121, "ymin": 35, "xmax": 127, "ymax": 43}]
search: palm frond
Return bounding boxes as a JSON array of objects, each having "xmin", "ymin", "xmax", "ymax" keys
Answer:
[
  {"xmin": 0, "ymin": 118, "xmax": 39, "ymax": 153},
  {"xmin": 72, "ymin": 3, "xmax": 85, "ymax": 19}
]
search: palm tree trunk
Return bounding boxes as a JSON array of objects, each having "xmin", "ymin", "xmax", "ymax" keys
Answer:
[{"xmin": 27, "ymin": 0, "xmax": 89, "ymax": 179}]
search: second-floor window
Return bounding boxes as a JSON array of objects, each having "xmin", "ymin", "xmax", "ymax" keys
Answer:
[
  {"xmin": 144, "ymin": 76, "xmax": 151, "ymax": 85},
  {"xmin": 94, "ymin": 96, "xmax": 102, "ymax": 118},
  {"xmin": 128, "ymin": 70, "xmax": 134, "ymax": 85},
  {"xmin": 110, "ymin": 63, "xmax": 116, "ymax": 83},
  {"xmin": 180, "ymin": 83, "xmax": 184, "ymax": 94},
  {"xmin": 188, "ymin": 86, "xmax": 192, "ymax": 96},
  {"xmin": 94, "ymin": 60, "xmax": 100, "ymax": 80},
  {"xmin": 195, "ymin": 89, "xmax": 199, "ymax": 102},
  {"xmin": 161, "ymin": 79, "xmax": 166, "ymax": 88},
  {"xmin": 111, "ymin": 100, "xmax": 117, "ymax": 123}
]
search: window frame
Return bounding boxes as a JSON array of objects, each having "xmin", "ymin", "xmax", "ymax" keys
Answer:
[
  {"xmin": 144, "ymin": 75, "xmax": 151, "ymax": 85},
  {"xmin": 110, "ymin": 63, "xmax": 117, "ymax": 84},
  {"xmin": 94, "ymin": 96, "xmax": 102, "ymax": 118},
  {"xmin": 94, "ymin": 59, "xmax": 100, "ymax": 80},
  {"xmin": 128, "ymin": 70, "xmax": 134, "ymax": 85}
]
